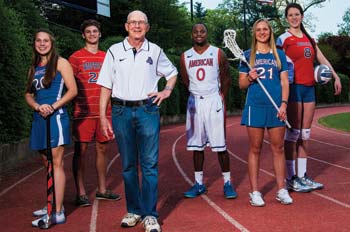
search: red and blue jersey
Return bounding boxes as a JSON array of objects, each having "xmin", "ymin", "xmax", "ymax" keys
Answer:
[
  {"xmin": 277, "ymin": 31, "xmax": 315, "ymax": 86},
  {"xmin": 69, "ymin": 48, "xmax": 109, "ymax": 119}
]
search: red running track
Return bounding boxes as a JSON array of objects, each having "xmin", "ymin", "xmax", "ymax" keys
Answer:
[{"xmin": 0, "ymin": 106, "xmax": 349, "ymax": 232}]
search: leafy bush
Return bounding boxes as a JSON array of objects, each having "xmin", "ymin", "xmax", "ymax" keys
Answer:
[{"xmin": 0, "ymin": 0, "xmax": 32, "ymax": 143}]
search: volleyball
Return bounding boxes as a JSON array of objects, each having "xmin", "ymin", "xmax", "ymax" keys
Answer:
[{"xmin": 314, "ymin": 64, "xmax": 332, "ymax": 85}]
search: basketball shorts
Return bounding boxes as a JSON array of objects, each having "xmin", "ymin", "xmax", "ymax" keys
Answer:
[
  {"xmin": 289, "ymin": 84, "xmax": 315, "ymax": 103},
  {"xmin": 72, "ymin": 117, "xmax": 112, "ymax": 143},
  {"xmin": 241, "ymin": 105, "xmax": 285, "ymax": 128},
  {"xmin": 29, "ymin": 111, "xmax": 71, "ymax": 150},
  {"xmin": 186, "ymin": 93, "xmax": 226, "ymax": 152}
]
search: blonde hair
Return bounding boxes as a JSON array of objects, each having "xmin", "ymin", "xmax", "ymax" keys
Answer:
[{"xmin": 249, "ymin": 19, "xmax": 281, "ymax": 70}]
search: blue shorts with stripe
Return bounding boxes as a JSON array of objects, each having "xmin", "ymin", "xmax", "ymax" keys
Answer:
[
  {"xmin": 241, "ymin": 105, "xmax": 285, "ymax": 128},
  {"xmin": 29, "ymin": 111, "xmax": 71, "ymax": 150},
  {"xmin": 289, "ymin": 84, "xmax": 315, "ymax": 103}
]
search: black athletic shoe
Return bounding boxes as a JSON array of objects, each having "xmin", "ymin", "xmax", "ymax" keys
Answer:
[
  {"xmin": 75, "ymin": 195, "xmax": 91, "ymax": 207},
  {"xmin": 96, "ymin": 190, "xmax": 121, "ymax": 201}
]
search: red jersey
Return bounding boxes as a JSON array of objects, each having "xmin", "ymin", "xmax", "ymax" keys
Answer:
[
  {"xmin": 277, "ymin": 31, "xmax": 315, "ymax": 86},
  {"xmin": 69, "ymin": 48, "xmax": 110, "ymax": 119}
]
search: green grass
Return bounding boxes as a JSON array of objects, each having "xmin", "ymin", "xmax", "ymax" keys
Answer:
[{"xmin": 318, "ymin": 112, "xmax": 350, "ymax": 132}]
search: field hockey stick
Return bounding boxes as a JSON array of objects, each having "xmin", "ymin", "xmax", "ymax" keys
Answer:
[
  {"xmin": 38, "ymin": 115, "xmax": 56, "ymax": 229},
  {"xmin": 223, "ymin": 29, "xmax": 291, "ymax": 129}
]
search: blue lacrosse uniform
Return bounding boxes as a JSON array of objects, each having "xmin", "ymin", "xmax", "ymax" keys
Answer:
[
  {"xmin": 239, "ymin": 49, "xmax": 288, "ymax": 128},
  {"xmin": 29, "ymin": 65, "xmax": 71, "ymax": 150}
]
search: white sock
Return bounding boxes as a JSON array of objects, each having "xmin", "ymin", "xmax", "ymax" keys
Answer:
[
  {"xmin": 222, "ymin": 172, "xmax": 231, "ymax": 184},
  {"xmin": 286, "ymin": 160, "xmax": 295, "ymax": 180},
  {"xmin": 195, "ymin": 171, "xmax": 203, "ymax": 185},
  {"xmin": 297, "ymin": 158, "xmax": 307, "ymax": 178}
]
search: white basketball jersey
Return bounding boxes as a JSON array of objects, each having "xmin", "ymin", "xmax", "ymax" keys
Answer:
[{"xmin": 184, "ymin": 45, "xmax": 220, "ymax": 96}]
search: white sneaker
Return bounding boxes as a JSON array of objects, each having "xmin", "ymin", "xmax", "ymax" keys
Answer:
[
  {"xmin": 249, "ymin": 191, "xmax": 265, "ymax": 207},
  {"xmin": 33, "ymin": 206, "xmax": 47, "ymax": 217},
  {"xmin": 142, "ymin": 216, "xmax": 161, "ymax": 232},
  {"xmin": 121, "ymin": 213, "xmax": 141, "ymax": 227},
  {"xmin": 32, "ymin": 211, "xmax": 66, "ymax": 227},
  {"xmin": 276, "ymin": 188, "xmax": 293, "ymax": 205}
]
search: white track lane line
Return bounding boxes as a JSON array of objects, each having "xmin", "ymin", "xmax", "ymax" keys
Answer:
[
  {"xmin": 89, "ymin": 153, "xmax": 120, "ymax": 232},
  {"xmin": 228, "ymin": 148, "xmax": 350, "ymax": 208},
  {"xmin": 310, "ymin": 138, "xmax": 350, "ymax": 150},
  {"xmin": 263, "ymin": 139, "xmax": 350, "ymax": 170},
  {"xmin": 253, "ymin": 139, "xmax": 350, "ymax": 208},
  {"xmin": 0, "ymin": 151, "xmax": 73, "ymax": 197},
  {"xmin": 313, "ymin": 124, "xmax": 350, "ymax": 137},
  {"xmin": 172, "ymin": 133, "xmax": 250, "ymax": 232},
  {"xmin": 89, "ymin": 125, "xmax": 184, "ymax": 232}
]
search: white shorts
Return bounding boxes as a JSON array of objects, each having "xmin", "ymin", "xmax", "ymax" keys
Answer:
[{"xmin": 186, "ymin": 93, "xmax": 226, "ymax": 152}]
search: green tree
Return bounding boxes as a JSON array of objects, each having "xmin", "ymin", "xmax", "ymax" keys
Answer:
[
  {"xmin": 338, "ymin": 7, "xmax": 350, "ymax": 36},
  {"xmin": 0, "ymin": 0, "xmax": 32, "ymax": 143},
  {"xmin": 194, "ymin": 2, "xmax": 206, "ymax": 20}
]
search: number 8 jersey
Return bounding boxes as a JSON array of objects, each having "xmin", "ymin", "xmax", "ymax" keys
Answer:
[{"xmin": 183, "ymin": 45, "xmax": 220, "ymax": 96}]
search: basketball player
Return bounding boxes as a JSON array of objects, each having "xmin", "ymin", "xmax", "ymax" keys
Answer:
[
  {"xmin": 277, "ymin": 3, "xmax": 342, "ymax": 192},
  {"xmin": 180, "ymin": 23, "xmax": 237, "ymax": 199},
  {"xmin": 69, "ymin": 19, "xmax": 120, "ymax": 206}
]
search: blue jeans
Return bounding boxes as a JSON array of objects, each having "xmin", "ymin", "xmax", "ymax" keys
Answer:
[{"xmin": 111, "ymin": 101, "xmax": 160, "ymax": 218}]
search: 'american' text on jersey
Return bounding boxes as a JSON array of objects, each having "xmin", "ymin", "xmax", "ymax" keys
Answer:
[
  {"xmin": 255, "ymin": 58, "xmax": 277, "ymax": 67},
  {"xmin": 189, "ymin": 58, "xmax": 213, "ymax": 69},
  {"xmin": 83, "ymin": 62, "xmax": 102, "ymax": 71}
]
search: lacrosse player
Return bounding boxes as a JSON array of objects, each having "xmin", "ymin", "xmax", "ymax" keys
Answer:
[{"xmin": 239, "ymin": 19, "xmax": 292, "ymax": 206}]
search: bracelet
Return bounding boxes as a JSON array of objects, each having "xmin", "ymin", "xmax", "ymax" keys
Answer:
[
  {"xmin": 50, "ymin": 105, "xmax": 56, "ymax": 111},
  {"xmin": 164, "ymin": 86, "xmax": 173, "ymax": 91},
  {"xmin": 282, "ymin": 100, "xmax": 288, "ymax": 105}
]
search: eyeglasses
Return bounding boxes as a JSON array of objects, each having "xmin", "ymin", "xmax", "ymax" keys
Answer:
[{"xmin": 127, "ymin": 20, "xmax": 148, "ymax": 26}]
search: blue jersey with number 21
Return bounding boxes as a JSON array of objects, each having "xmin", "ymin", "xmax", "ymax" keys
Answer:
[{"xmin": 239, "ymin": 49, "xmax": 288, "ymax": 107}]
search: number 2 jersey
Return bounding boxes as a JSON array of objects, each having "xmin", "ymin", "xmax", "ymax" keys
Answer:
[
  {"xmin": 69, "ymin": 48, "xmax": 109, "ymax": 119},
  {"xmin": 182, "ymin": 45, "xmax": 221, "ymax": 96}
]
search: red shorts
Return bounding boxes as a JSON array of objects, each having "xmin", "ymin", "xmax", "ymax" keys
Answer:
[{"xmin": 72, "ymin": 117, "xmax": 112, "ymax": 143}]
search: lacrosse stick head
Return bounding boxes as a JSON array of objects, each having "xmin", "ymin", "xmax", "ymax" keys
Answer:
[{"xmin": 223, "ymin": 29, "xmax": 246, "ymax": 63}]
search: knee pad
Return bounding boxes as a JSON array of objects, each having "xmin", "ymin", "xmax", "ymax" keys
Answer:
[
  {"xmin": 300, "ymin": 128, "xmax": 311, "ymax": 140},
  {"xmin": 284, "ymin": 128, "xmax": 300, "ymax": 142}
]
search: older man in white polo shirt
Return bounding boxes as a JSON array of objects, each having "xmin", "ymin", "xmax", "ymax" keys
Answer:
[{"xmin": 97, "ymin": 10, "xmax": 177, "ymax": 232}]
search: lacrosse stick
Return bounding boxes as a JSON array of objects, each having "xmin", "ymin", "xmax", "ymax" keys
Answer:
[
  {"xmin": 38, "ymin": 116, "xmax": 56, "ymax": 229},
  {"xmin": 223, "ymin": 29, "xmax": 291, "ymax": 129}
]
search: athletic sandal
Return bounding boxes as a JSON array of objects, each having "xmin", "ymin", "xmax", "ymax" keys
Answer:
[
  {"xmin": 121, "ymin": 213, "xmax": 141, "ymax": 227},
  {"xmin": 142, "ymin": 216, "xmax": 161, "ymax": 232},
  {"xmin": 96, "ymin": 190, "xmax": 121, "ymax": 201},
  {"xmin": 75, "ymin": 195, "xmax": 91, "ymax": 207},
  {"xmin": 249, "ymin": 191, "xmax": 265, "ymax": 207},
  {"xmin": 33, "ymin": 206, "xmax": 47, "ymax": 217},
  {"xmin": 32, "ymin": 210, "xmax": 66, "ymax": 227},
  {"xmin": 276, "ymin": 188, "xmax": 293, "ymax": 205}
]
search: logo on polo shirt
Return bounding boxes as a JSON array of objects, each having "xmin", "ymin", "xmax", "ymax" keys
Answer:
[
  {"xmin": 146, "ymin": 57, "xmax": 153, "ymax": 65},
  {"xmin": 119, "ymin": 58, "xmax": 127, "ymax": 62}
]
